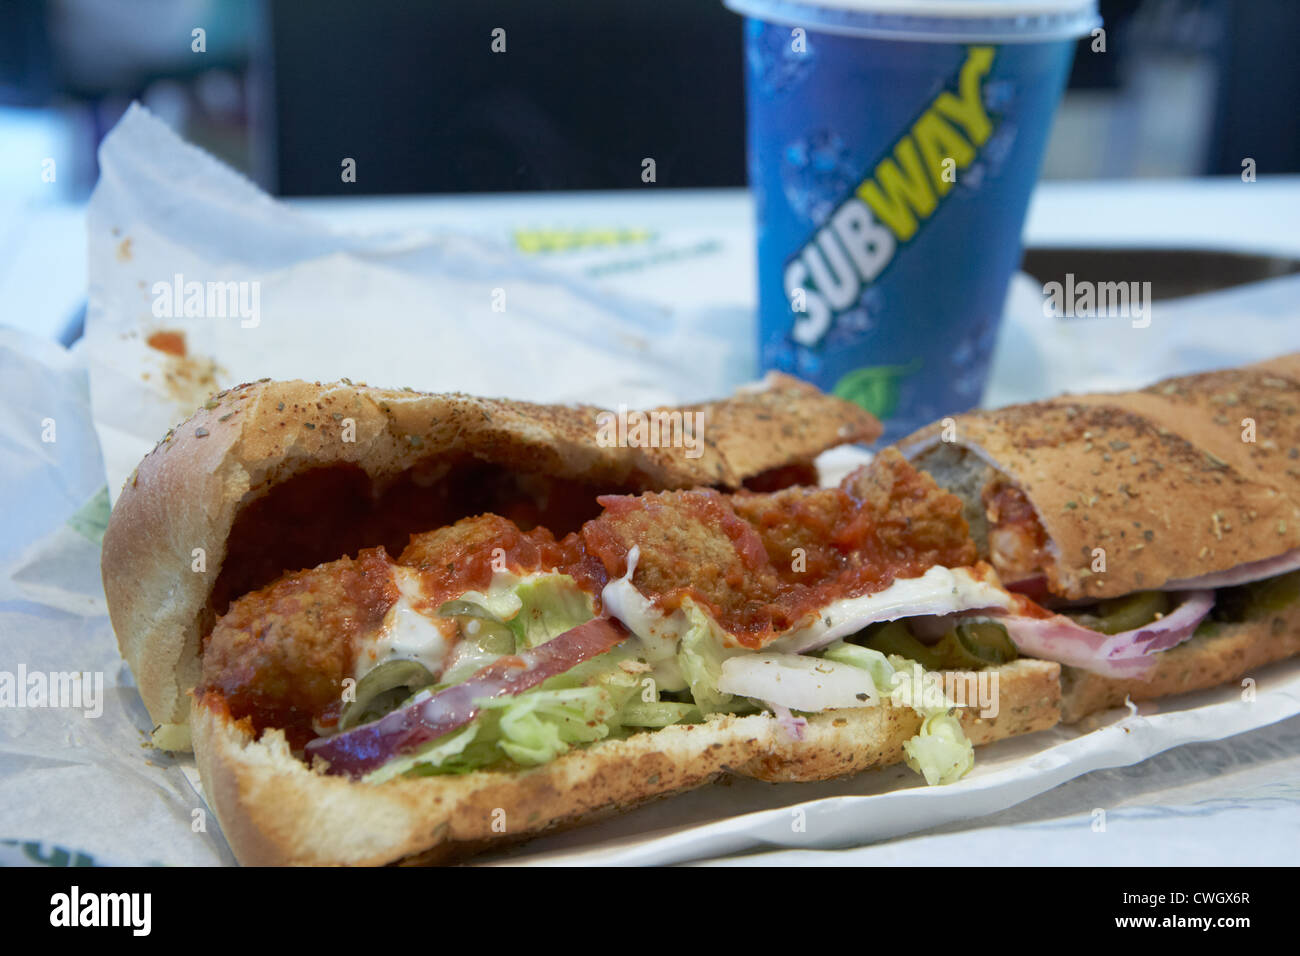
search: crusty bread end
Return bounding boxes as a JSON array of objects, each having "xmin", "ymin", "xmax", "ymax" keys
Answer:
[
  {"xmin": 900, "ymin": 355, "xmax": 1300, "ymax": 600},
  {"xmin": 1060, "ymin": 600, "xmax": 1300, "ymax": 722}
]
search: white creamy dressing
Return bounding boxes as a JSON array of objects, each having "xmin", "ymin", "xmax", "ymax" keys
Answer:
[
  {"xmin": 352, "ymin": 566, "xmax": 457, "ymax": 681},
  {"xmin": 717, "ymin": 653, "xmax": 879, "ymax": 711},
  {"xmin": 767, "ymin": 565, "xmax": 1014, "ymax": 655},
  {"xmin": 599, "ymin": 546, "xmax": 690, "ymax": 691},
  {"xmin": 352, "ymin": 568, "xmax": 528, "ymax": 683},
  {"xmin": 454, "ymin": 571, "xmax": 525, "ymax": 622},
  {"xmin": 601, "ymin": 552, "xmax": 1014, "ymax": 712}
]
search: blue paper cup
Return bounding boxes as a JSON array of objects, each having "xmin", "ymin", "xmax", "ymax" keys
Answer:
[{"xmin": 729, "ymin": 0, "xmax": 1100, "ymax": 442}]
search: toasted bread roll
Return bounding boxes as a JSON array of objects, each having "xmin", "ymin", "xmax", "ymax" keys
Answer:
[
  {"xmin": 103, "ymin": 376, "xmax": 879, "ymax": 746},
  {"xmin": 192, "ymin": 658, "xmax": 1060, "ymax": 866},
  {"xmin": 899, "ymin": 354, "xmax": 1300, "ymax": 600}
]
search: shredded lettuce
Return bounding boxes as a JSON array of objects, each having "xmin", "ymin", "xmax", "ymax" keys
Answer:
[
  {"xmin": 434, "ymin": 641, "xmax": 501, "ymax": 689},
  {"xmin": 479, "ymin": 686, "xmax": 620, "ymax": 765},
  {"xmin": 508, "ymin": 575, "xmax": 595, "ymax": 648},
  {"xmin": 820, "ymin": 639, "xmax": 897, "ymax": 692},
  {"xmin": 676, "ymin": 602, "xmax": 742, "ymax": 716},
  {"xmin": 362, "ymin": 724, "xmax": 480, "ymax": 784},
  {"xmin": 455, "ymin": 578, "xmax": 525, "ymax": 623},
  {"xmin": 619, "ymin": 700, "xmax": 702, "ymax": 727},
  {"xmin": 820, "ymin": 640, "xmax": 975, "ymax": 786},
  {"xmin": 902, "ymin": 712, "xmax": 974, "ymax": 786},
  {"xmin": 433, "ymin": 574, "xmax": 595, "ymax": 687},
  {"xmin": 374, "ymin": 646, "xmax": 662, "ymax": 776}
]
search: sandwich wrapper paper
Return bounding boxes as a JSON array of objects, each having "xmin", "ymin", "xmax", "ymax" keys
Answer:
[{"xmin": 3, "ymin": 105, "xmax": 1300, "ymax": 866}]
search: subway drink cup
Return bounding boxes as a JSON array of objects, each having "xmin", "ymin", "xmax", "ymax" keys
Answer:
[{"xmin": 728, "ymin": 0, "xmax": 1101, "ymax": 442}]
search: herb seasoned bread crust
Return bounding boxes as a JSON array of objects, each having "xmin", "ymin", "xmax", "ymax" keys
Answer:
[{"xmin": 900, "ymin": 355, "xmax": 1300, "ymax": 600}]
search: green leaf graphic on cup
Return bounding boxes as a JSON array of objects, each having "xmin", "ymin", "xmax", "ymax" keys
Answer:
[{"xmin": 832, "ymin": 360, "xmax": 921, "ymax": 419}]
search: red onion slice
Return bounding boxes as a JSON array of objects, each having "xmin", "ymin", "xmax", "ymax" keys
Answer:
[
  {"xmin": 306, "ymin": 617, "xmax": 629, "ymax": 778},
  {"xmin": 994, "ymin": 590, "xmax": 1214, "ymax": 679},
  {"xmin": 768, "ymin": 701, "xmax": 808, "ymax": 741},
  {"xmin": 1160, "ymin": 549, "xmax": 1300, "ymax": 591}
]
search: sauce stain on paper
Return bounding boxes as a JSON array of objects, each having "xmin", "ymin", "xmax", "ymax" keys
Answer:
[{"xmin": 145, "ymin": 328, "xmax": 224, "ymax": 409}]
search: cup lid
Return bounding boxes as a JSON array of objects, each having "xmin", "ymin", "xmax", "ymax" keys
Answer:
[{"xmin": 725, "ymin": 0, "xmax": 1102, "ymax": 43}]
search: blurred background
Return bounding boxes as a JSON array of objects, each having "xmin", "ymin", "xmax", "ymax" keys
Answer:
[
  {"xmin": 4, "ymin": 0, "xmax": 1299, "ymax": 203},
  {"xmin": 4, "ymin": 0, "xmax": 1300, "ymax": 354}
]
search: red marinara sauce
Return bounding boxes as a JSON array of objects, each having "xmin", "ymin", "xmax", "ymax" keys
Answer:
[
  {"xmin": 577, "ymin": 463, "xmax": 977, "ymax": 649},
  {"xmin": 199, "ymin": 547, "xmax": 400, "ymax": 749}
]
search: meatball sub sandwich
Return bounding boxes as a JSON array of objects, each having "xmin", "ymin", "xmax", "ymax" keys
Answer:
[
  {"xmin": 103, "ymin": 376, "xmax": 1059, "ymax": 865},
  {"xmin": 901, "ymin": 353, "xmax": 1300, "ymax": 722}
]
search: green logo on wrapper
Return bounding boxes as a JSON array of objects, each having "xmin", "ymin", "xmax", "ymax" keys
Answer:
[
  {"xmin": 66, "ymin": 485, "xmax": 111, "ymax": 546},
  {"xmin": 832, "ymin": 360, "xmax": 921, "ymax": 419}
]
